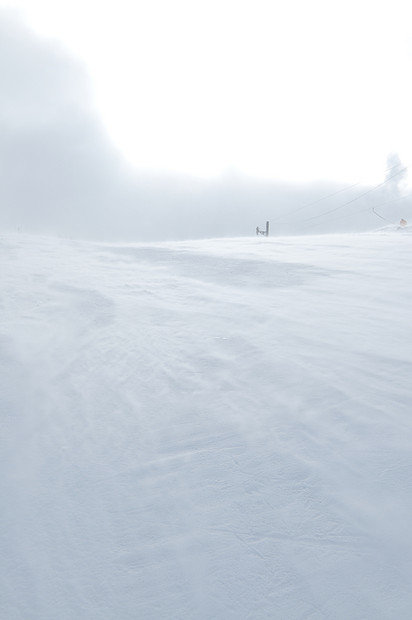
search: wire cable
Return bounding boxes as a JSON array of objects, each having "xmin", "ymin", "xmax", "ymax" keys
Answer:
[
  {"xmin": 274, "ymin": 161, "xmax": 409, "ymax": 229},
  {"xmin": 298, "ymin": 164, "xmax": 410, "ymax": 225}
]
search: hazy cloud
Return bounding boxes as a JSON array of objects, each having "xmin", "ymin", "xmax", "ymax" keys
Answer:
[
  {"xmin": 0, "ymin": 11, "xmax": 130, "ymax": 237},
  {"xmin": 385, "ymin": 152, "xmax": 408, "ymax": 195},
  {"xmin": 1, "ymin": 10, "xmax": 407, "ymax": 240}
]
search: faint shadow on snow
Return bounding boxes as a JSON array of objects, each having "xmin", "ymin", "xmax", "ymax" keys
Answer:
[
  {"xmin": 50, "ymin": 283, "xmax": 116, "ymax": 327},
  {"xmin": 99, "ymin": 245, "xmax": 329, "ymax": 289}
]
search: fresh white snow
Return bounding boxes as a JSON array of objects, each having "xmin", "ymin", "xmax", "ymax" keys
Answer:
[{"xmin": 1, "ymin": 230, "xmax": 412, "ymax": 619}]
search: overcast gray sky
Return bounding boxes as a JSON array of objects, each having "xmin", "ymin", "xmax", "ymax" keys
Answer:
[
  {"xmin": 1, "ymin": 6, "xmax": 411, "ymax": 240},
  {"xmin": 2, "ymin": 0, "xmax": 412, "ymax": 185}
]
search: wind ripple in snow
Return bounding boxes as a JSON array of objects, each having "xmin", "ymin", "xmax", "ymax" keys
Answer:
[{"xmin": 1, "ymin": 233, "xmax": 412, "ymax": 620}]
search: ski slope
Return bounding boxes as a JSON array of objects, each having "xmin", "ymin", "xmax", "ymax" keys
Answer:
[{"xmin": 1, "ymin": 231, "xmax": 412, "ymax": 619}]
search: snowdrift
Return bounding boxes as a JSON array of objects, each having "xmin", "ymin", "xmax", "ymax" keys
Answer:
[{"xmin": 1, "ymin": 231, "xmax": 412, "ymax": 619}]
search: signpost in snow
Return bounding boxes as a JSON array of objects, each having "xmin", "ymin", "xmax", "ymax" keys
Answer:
[{"xmin": 256, "ymin": 221, "xmax": 269, "ymax": 237}]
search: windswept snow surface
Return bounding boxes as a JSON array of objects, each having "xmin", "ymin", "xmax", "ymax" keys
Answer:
[{"xmin": 1, "ymin": 231, "xmax": 412, "ymax": 619}]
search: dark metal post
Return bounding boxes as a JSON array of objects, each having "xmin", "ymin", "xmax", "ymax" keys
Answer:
[{"xmin": 256, "ymin": 221, "xmax": 270, "ymax": 236}]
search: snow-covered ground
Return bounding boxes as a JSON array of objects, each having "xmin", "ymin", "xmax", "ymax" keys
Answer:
[{"xmin": 1, "ymin": 230, "xmax": 412, "ymax": 619}]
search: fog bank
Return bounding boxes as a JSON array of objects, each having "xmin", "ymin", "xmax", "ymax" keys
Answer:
[{"xmin": 1, "ymin": 11, "xmax": 410, "ymax": 241}]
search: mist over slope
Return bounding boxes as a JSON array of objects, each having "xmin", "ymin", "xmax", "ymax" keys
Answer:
[
  {"xmin": 2, "ymin": 230, "xmax": 412, "ymax": 619},
  {"xmin": 1, "ymin": 9, "xmax": 411, "ymax": 242}
]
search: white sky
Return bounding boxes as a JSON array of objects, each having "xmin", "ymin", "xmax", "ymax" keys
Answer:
[{"xmin": 1, "ymin": 0, "xmax": 412, "ymax": 184}]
